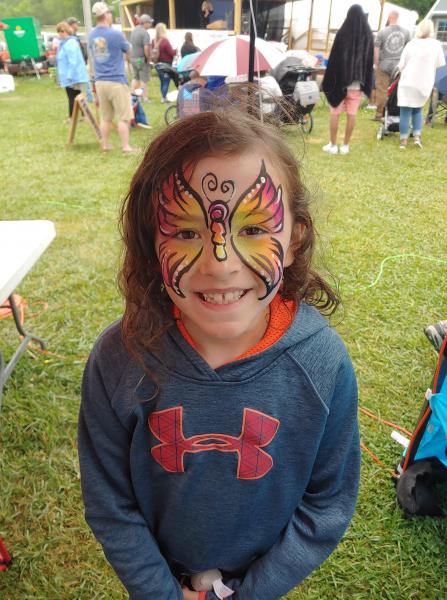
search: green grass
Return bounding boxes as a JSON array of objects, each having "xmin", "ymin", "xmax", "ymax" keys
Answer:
[{"xmin": 1, "ymin": 76, "xmax": 446, "ymax": 599}]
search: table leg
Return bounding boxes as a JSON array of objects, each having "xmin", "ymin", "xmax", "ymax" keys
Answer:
[
  {"xmin": 0, "ymin": 350, "xmax": 5, "ymax": 409},
  {"xmin": 0, "ymin": 294, "xmax": 47, "ymax": 408}
]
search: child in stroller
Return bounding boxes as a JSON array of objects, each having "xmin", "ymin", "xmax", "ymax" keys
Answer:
[
  {"xmin": 164, "ymin": 70, "xmax": 214, "ymax": 125},
  {"xmin": 131, "ymin": 89, "xmax": 152, "ymax": 130},
  {"xmin": 377, "ymin": 69, "xmax": 400, "ymax": 140},
  {"xmin": 271, "ymin": 57, "xmax": 319, "ymax": 134}
]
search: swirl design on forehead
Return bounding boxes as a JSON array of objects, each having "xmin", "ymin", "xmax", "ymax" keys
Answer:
[
  {"xmin": 201, "ymin": 173, "xmax": 235, "ymax": 261},
  {"xmin": 201, "ymin": 172, "xmax": 235, "ymax": 203}
]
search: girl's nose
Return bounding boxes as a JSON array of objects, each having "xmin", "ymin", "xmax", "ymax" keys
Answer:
[{"xmin": 197, "ymin": 236, "xmax": 241, "ymax": 279}]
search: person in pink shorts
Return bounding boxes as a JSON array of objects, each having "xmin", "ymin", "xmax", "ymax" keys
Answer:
[{"xmin": 322, "ymin": 5, "xmax": 374, "ymax": 155}]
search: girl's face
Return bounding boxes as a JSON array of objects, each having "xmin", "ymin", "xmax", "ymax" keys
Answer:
[{"xmin": 154, "ymin": 151, "xmax": 297, "ymax": 348}]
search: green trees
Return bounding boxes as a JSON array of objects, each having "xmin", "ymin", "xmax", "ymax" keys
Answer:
[
  {"xmin": 0, "ymin": 0, "xmax": 83, "ymax": 26},
  {"xmin": 394, "ymin": 0, "xmax": 434, "ymax": 19},
  {"xmin": 0, "ymin": 0, "xmax": 436, "ymax": 27}
]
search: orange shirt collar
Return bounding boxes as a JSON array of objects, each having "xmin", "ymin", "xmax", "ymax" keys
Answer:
[{"xmin": 173, "ymin": 294, "xmax": 297, "ymax": 362}]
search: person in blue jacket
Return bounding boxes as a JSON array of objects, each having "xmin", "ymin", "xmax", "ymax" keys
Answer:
[
  {"xmin": 78, "ymin": 108, "xmax": 360, "ymax": 600},
  {"xmin": 56, "ymin": 21, "xmax": 89, "ymax": 119}
]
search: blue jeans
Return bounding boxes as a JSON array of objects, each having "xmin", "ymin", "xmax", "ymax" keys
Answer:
[
  {"xmin": 156, "ymin": 64, "xmax": 172, "ymax": 99},
  {"xmin": 399, "ymin": 106, "xmax": 423, "ymax": 139}
]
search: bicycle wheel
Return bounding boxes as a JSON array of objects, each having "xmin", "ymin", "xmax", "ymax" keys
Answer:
[
  {"xmin": 164, "ymin": 104, "xmax": 178, "ymax": 126},
  {"xmin": 300, "ymin": 112, "xmax": 313, "ymax": 134}
]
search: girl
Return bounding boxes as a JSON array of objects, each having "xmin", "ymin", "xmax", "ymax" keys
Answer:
[
  {"xmin": 322, "ymin": 4, "xmax": 374, "ymax": 155},
  {"xmin": 79, "ymin": 110, "xmax": 360, "ymax": 600}
]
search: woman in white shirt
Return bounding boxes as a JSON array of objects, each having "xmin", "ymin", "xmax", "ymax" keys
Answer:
[{"xmin": 397, "ymin": 19, "xmax": 445, "ymax": 149}]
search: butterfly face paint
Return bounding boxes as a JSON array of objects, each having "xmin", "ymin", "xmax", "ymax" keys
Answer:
[
  {"xmin": 230, "ymin": 162, "xmax": 284, "ymax": 299},
  {"xmin": 157, "ymin": 160, "xmax": 286, "ymax": 300},
  {"xmin": 157, "ymin": 171, "xmax": 207, "ymax": 298}
]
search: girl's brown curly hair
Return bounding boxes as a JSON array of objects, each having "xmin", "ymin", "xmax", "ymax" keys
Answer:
[{"xmin": 119, "ymin": 109, "xmax": 339, "ymax": 362}]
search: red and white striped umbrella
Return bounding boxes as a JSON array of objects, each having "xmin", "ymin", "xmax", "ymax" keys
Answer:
[{"xmin": 190, "ymin": 35, "xmax": 285, "ymax": 77}]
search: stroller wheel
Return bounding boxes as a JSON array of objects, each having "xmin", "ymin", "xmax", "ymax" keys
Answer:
[
  {"xmin": 164, "ymin": 104, "xmax": 178, "ymax": 126},
  {"xmin": 376, "ymin": 126, "xmax": 384, "ymax": 140},
  {"xmin": 300, "ymin": 112, "xmax": 313, "ymax": 134}
]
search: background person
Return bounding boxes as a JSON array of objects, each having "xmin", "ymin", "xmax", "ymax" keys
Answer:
[
  {"xmin": 130, "ymin": 88, "xmax": 152, "ymax": 129},
  {"xmin": 0, "ymin": 45, "xmax": 9, "ymax": 73},
  {"xmin": 322, "ymin": 4, "xmax": 374, "ymax": 155},
  {"xmin": 181, "ymin": 32, "xmax": 200, "ymax": 57},
  {"xmin": 153, "ymin": 22, "xmax": 177, "ymax": 103},
  {"xmin": 129, "ymin": 13, "xmax": 153, "ymax": 101},
  {"xmin": 373, "ymin": 10, "xmax": 410, "ymax": 121},
  {"xmin": 78, "ymin": 109, "xmax": 359, "ymax": 600},
  {"xmin": 397, "ymin": 19, "xmax": 445, "ymax": 149},
  {"xmin": 200, "ymin": 1, "xmax": 214, "ymax": 28},
  {"xmin": 55, "ymin": 21, "xmax": 89, "ymax": 120},
  {"xmin": 88, "ymin": 2, "xmax": 137, "ymax": 153},
  {"xmin": 67, "ymin": 16, "xmax": 88, "ymax": 63},
  {"xmin": 177, "ymin": 69, "xmax": 210, "ymax": 117}
]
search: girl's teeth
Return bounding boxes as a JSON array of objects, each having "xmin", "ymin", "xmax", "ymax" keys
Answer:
[{"xmin": 202, "ymin": 291, "xmax": 244, "ymax": 304}]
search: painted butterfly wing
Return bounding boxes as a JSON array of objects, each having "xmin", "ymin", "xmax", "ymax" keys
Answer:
[
  {"xmin": 230, "ymin": 162, "xmax": 285, "ymax": 299},
  {"xmin": 158, "ymin": 170, "xmax": 207, "ymax": 297}
]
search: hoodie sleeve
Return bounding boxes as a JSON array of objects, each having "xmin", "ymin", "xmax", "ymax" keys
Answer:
[
  {"xmin": 207, "ymin": 355, "xmax": 360, "ymax": 600},
  {"xmin": 78, "ymin": 349, "xmax": 183, "ymax": 600}
]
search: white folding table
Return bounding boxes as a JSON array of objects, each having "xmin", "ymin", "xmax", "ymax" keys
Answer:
[{"xmin": 0, "ymin": 220, "xmax": 56, "ymax": 405}]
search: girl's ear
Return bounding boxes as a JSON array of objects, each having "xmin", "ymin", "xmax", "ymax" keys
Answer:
[{"xmin": 284, "ymin": 222, "xmax": 305, "ymax": 268}]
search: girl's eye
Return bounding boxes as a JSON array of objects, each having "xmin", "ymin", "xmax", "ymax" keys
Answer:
[
  {"xmin": 240, "ymin": 226, "xmax": 266, "ymax": 237},
  {"xmin": 174, "ymin": 230, "xmax": 199, "ymax": 240}
]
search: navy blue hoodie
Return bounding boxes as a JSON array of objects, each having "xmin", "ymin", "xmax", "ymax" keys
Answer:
[{"xmin": 78, "ymin": 302, "xmax": 359, "ymax": 599}]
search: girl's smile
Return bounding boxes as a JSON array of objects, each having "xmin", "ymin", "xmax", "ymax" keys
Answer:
[{"xmin": 196, "ymin": 288, "xmax": 248, "ymax": 304}]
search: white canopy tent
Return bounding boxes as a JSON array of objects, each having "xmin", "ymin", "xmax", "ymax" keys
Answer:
[{"xmin": 284, "ymin": 0, "xmax": 419, "ymax": 51}]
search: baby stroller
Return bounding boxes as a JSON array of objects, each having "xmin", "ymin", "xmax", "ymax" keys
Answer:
[
  {"xmin": 164, "ymin": 81, "xmax": 214, "ymax": 125},
  {"xmin": 377, "ymin": 70, "xmax": 400, "ymax": 140},
  {"xmin": 271, "ymin": 57, "xmax": 319, "ymax": 134}
]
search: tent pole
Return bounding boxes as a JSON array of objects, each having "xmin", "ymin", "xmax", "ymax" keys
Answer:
[
  {"xmin": 248, "ymin": 0, "xmax": 258, "ymax": 83},
  {"xmin": 325, "ymin": 0, "xmax": 333, "ymax": 53},
  {"xmin": 287, "ymin": 0, "xmax": 295, "ymax": 50},
  {"xmin": 306, "ymin": 0, "xmax": 315, "ymax": 52},
  {"xmin": 168, "ymin": 0, "xmax": 176, "ymax": 29},
  {"xmin": 82, "ymin": 0, "xmax": 92, "ymax": 35},
  {"xmin": 378, "ymin": 0, "xmax": 385, "ymax": 29},
  {"xmin": 234, "ymin": 0, "xmax": 241, "ymax": 34}
]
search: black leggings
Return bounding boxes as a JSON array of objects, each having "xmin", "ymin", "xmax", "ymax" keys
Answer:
[{"xmin": 65, "ymin": 86, "xmax": 81, "ymax": 117}]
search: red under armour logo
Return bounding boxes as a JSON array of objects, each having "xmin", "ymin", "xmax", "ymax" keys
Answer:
[{"xmin": 149, "ymin": 407, "xmax": 280, "ymax": 480}]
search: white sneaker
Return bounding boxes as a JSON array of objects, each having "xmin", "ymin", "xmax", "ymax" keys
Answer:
[
  {"xmin": 339, "ymin": 144, "xmax": 349, "ymax": 155},
  {"xmin": 322, "ymin": 143, "xmax": 338, "ymax": 154}
]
